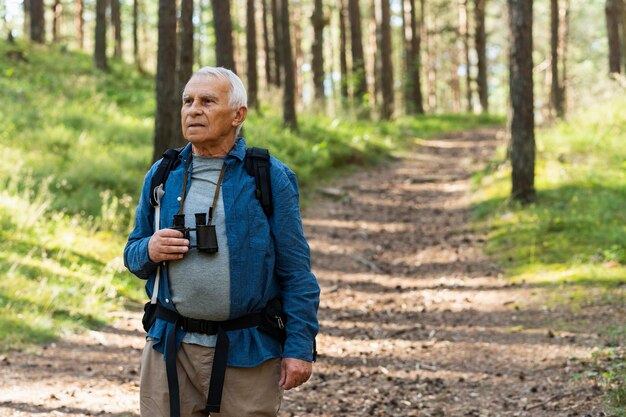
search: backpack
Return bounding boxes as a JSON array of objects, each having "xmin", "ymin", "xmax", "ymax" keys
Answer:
[{"xmin": 149, "ymin": 146, "xmax": 273, "ymax": 218}]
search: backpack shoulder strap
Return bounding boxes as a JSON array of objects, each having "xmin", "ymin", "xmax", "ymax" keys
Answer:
[
  {"xmin": 150, "ymin": 147, "xmax": 183, "ymax": 207},
  {"xmin": 244, "ymin": 147, "xmax": 273, "ymax": 218}
]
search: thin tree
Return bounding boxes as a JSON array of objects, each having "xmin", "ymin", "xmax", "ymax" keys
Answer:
[
  {"xmin": 211, "ymin": 0, "xmax": 236, "ymax": 71},
  {"xmin": 111, "ymin": 0, "xmax": 122, "ymax": 59},
  {"xmin": 262, "ymin": 0, "xmax": 273, "ymax": 85},
  {"xmin": 75, "ymin": 0, "xmax": 84, "ymax": 49},
  {"xmin": 560, "ymin": 0, "xmax": 570, "ymax": 110},
  {"xmin": 94, "ymin": 0, "xmax": 108, "ymax": 70},
  {"xmin": 52, "ymin": 0, "xmax": 62, "ymax": 43},
  {"xmin": 508, "ymin": 0, "xmax": 535, "ymax": 203},
  {"xmin": 348, "ymin": 0, "xmax": 368, "ymax": 112},
  {"xmin": 246, "ymin": 0, "xmax": 259, "ymax": 109},
  {"xmin": 550, "ymin": 0, "xmax": 564, "ymax": 118},
  {"xmin": 312, "ymin": 0, "xmax": 326, "ymax": 104},
  {"xmin": 280, "ymin": 0, "xmax": 297, "ymax": 130},
  {"xmin": 23, "ymin": 0, "xmax": 30, "ymax": 39},
  {"xmin": 339, "ymin": 0, "xmax": 349, "ymax": 99},
  {"xmin": 459, "ymin": 0, "xmax": 472, "ymax": 112},
  {"xmin": 380, "ymin": 0, "xmax": 394, "ymax": 119},
  {"xmin": 30, "ymin": 0, "xmax": 44, "ymax": 43},
  {"xmin": 622, "ymin": 0, "xmax": 626, "ymax": 72},
  {"xmin": 133, "ymin": 0, "xmax": 143, "ymax": 72},
  {"xmin": 605, "ymin": 0, "xmax": 622, "ymax": 74},
  {"xmin": 172, "ymin": 0, "xmax": 194, "ymax": 145},
  {"xmin": 407, "ymin": 0, "xmax": 424, "ymax": 113},
  {"xmin": 153, "ymin": 0, "xmax": 178, "ymax": 163},
  {"xmin": 474, "ymin": 0, "xmax": 488, "ymax": 112},
  {"xmin": 271, "ymin": 0, "xmax": 282, "ymax": 86}
]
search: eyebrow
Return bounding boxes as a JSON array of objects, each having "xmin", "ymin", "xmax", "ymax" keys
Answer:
[{"xmin": 182, "ymin": 93, "xmax": 219, "ymax": 101}]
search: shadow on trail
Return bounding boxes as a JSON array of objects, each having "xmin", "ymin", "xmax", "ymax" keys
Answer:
[{"xmin": 0, "ymin": 401, "xmax": 139, "ymax": 417}]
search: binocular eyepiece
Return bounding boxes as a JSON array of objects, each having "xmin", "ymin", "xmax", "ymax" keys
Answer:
[{"xmin": 172, "ymin": 213, "xmax": 218, "ymax": 254}]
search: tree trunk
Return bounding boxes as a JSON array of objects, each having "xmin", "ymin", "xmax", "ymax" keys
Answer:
[
  {"xmin": 172, "ymin": 0, "xmax": 194, "ymax": 144},
  {"xmin": 294, "ymin": 4, "xmax": 303, "ymax": 105},
  {"xmin": 550, "ymin": 0, "xmax": 564, "ymax": 118},
  {"xmin": 271, "ymin": 0, "xmax": 282, "ymax": 86},
  {"xmin": 262, "ymin": 0, "xmax": 273, "ymax": 86},
  {"xmin": 426, "ymin": 5, "xmax": 437, "ymax": 111},
  {"xmin": 211, "ymin": 0, "xmax": 236, "ymax": 72},
  {"xmin": 348, "ymin": 0, "xmax": 368, "ymax": 112},
  {"xmin": 508, "ymin": 0, "xmax": 535, "ymax": 203},
  {"xmin": 133, "ymin": 0, "xmax": 143, "ymax": 72},
  {"xmin": 247, "ymin": 0, "xmax": 258, "ymax": 109},
  {"xmin": 75, "ymin": 0, "xmax": 84, "ymax": 49},
  {"xmin": 94, "ymin": 0, "xmax": 108, "ymax": 70},
  {"xmin": 380, "ymin": 0, "xmax": 394, "ymax": 119},
  {"xmin": 459, "ymin": 0, "xmax": 472, "ymax": 112},
  {"xmin": 153, "ymin": 0, "xmax": 178, "ymax": 163},
  {"xmin": 622, "ymin": 0, "xmax": 626, "ymax": 72},
  {"xmin": 280, "ymin": 0, "xmax": 297, "ymax": 130},
  {"xmin": 52, "ymin": 0, "xmax": 62, "ymax": 43},
  {"xmin": 30, "ymin": 0, "xmax": 44, "ymax": 43},
  {"xmin": 111, "ymin": 0, "xmax": 122, "ymax": 59},
  {"xmin": 560, "ymin": 0, "xmax": 569, "ymax": 112},
  {"xmin": 311, "ymin": 0, "xmax": 326, "ymax": 104},
  {"xmin": 339, "ymin": 0, "xmax": 349, "ymax": 99},
  {"xmin": 474, "ymin": 0, "xmax": 488, "ymax": 112},
  {"xmin": 605, "ymin": 0, "xmax": 622, "ymax": 74},
  {"xmin": 23, "ymin": 0, "xmax": 30, "ymax": 39}
]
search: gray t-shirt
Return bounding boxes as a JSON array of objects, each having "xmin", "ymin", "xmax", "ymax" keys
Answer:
[{"xmin": 168, "ymin": 155, "xmax": 231, "ymax": 347}]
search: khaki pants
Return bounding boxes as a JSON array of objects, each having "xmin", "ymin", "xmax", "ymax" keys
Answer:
[{"xmin": 140, "ymin": 340, "xmax": 282, "ymax": 417}]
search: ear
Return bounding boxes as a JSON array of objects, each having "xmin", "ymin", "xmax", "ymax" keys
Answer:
[{"xmin": 232, "ymin": 106, "xmax": 248, "ymax": 127}]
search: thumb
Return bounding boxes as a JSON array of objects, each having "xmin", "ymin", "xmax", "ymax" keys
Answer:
[{"xmin": 279, "ymin": 360, "xmax": 287, "ymax": 387}]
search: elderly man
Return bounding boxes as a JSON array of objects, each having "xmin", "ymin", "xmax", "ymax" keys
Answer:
[{"xmin": 124, "ymin": 67, "xmax": 319, "ymax": 417}]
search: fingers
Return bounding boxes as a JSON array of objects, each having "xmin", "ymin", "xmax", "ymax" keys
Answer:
[{"xmin": 149, "ymin": 228, "xmax": 190, "ymax": 263}]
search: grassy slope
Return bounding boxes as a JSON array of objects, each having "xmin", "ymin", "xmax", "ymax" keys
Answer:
[
  {"xmin": 0, "ymin": 40, "xmax": 503, "ymax": 349},
  {"xmin": 472, "ymin": 96, "xmax": 626, "ymax": 413}
]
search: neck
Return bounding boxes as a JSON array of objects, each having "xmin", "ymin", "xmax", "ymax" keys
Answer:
[{"xmin": 191, "ymin": 136, "xmax": 236, "ymax": 157}]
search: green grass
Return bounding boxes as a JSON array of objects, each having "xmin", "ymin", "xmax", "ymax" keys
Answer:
[
  {"xmin": 0, "ymin": 40, "xmax": 503, "ymax": 349},
  {"xmin": 472, "ymin": 96, "xmax": 626, "ymax": 411}
]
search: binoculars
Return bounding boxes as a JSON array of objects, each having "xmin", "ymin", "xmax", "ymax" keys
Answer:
[{"xmin": 172, "ymin": 213, "xmax": 218, "ymax": 254}]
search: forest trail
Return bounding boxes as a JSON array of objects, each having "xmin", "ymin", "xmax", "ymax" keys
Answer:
[{"xmin": 0, "ymin": 129, "xmax": 609, "ymax": 416}]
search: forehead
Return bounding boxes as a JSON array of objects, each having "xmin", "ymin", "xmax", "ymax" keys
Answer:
[{"xmin": 183, "ymin": 75, "xmax": 231, "ymax": 96}]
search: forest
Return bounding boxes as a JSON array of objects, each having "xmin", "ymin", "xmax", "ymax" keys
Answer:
[{"xmin": 0, "ymin": 0, "xmax": 625, "ymax": 416}]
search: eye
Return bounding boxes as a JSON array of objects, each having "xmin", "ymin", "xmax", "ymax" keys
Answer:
[
  {"xmin": 203, "ymin": 98, "xmax": 214, "ymax": 105},
  {"xmin": 183, "ymin": 98, "xmax": 192, "ymax": 105}
]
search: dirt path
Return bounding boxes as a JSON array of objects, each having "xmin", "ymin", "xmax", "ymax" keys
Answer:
[{"xmin": 0, "ymin": 129, "xmax": 611, "ymax": 416}]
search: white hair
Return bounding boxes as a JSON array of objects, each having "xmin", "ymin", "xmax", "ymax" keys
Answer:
[{"xmin": 189, "ymin": 67, "xmax": 248, "ymax": 136}]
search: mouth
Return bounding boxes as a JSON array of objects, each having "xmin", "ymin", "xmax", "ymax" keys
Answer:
[{"xmin": 187, "ymin": 123, "xmax": 206, "ymax": 128}]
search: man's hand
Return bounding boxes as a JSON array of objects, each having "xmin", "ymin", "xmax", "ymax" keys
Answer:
[
  {"xmin": 279, "ymin": 358, "xmax": 312, "ymax": 390},
  {"xmin": 148, "ymin": 229, "xmax": 189, "ymax": 263}
]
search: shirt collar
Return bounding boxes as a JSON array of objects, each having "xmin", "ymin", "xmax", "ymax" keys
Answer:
[{"xmin": 177, "ymin": 137, "xmax": 246, "ymax": 163}]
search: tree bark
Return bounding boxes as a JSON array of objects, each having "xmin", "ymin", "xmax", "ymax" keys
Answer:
[
  {"xmin": 380, "ymin": 0, "xmax": 394, "ymax": 119},
  {"xmin": 75, "ymin": 0, "xmax": 84, "ymax": 49},
  {"xmin": 153, "ymin": 0, "xmax": 178, "ymax": 163},
  {"xmin": 172, "ymin": 0, "xmax": 194, "ymax": 144},
  {"xmin": 30, "ymin": 0, "xmax": 44, "ymax": 43},
  {"xmin": 550, "ymin": 0, "xmax": 564, "ymax": 118},
  {"xmin": 605, "ymin": 0, "xmax": 622, "ymax": 74},
  {"xmin": 560, "ymin": 0, "xmax": 569, "ymax": 111},
  {"xmin": 348, "ymin": 0, "xmax": 368, "ymax": 113},
  {"xmin": 94, "ymin": 0, "xmax": 108, "ymax": 70},
  {"xmin": 111, "ymin": 0, "xmax": 122, "ymax": 59},
  {"xmin": 312, "ymin": 0, "xmax": 326, "ymax": 104},
  {"xmin": 133, "ymin": 0, "xmax": 143, "ymax": 72},
  {"xmin": 280, "ymin": 0, "xmax": 297, "ymax": 130},
  {"xmin": 247, "ymin": 0, "xmax": 258, "ymax": 109},
  {"xmin": 474, "ymin": 0, "xmax": 488, "ymax": 112},
  {"xmin": 294, "ymin": 3, "xmax": 303, "ymax": 104},
  {"xmin": 622, "ymin": 0, "xmax": 626, "ymax": 72},
  {"xmin": 211, "ymin": 0, "xmax": 236, "ymax": 72},
  {"xmin": 52, "ymin": 0, "xmax": 62, "ymax": 43},
  {"xmin": 508, "ymin": 0, "xmax": 535, "ymax": 203},
  {"xmin": 23, "ymin": 0, "xmax": 30, "ymax": 39},
  {"xmin": 339, "ymin": 0, "xmax": 349, "ymax": 99},
  {"xmin": 262, "ymin": 0, "xmax": 273, "ymax": 86},
  {"xmin": 271, "ymin": 0, "xmax": 282, "ymax": 86},
  {"xmin": 460, "ymin": 0, "xmax": 472, "ymax": 112}
]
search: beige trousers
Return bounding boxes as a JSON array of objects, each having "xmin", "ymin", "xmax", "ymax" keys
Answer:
[{"xmin": 140, "ymin": 341, "xmax": 282, "ymax": 417}]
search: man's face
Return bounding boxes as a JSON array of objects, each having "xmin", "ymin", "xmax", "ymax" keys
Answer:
[{"xmin": 181, "ymin": 75, "xmax": 244, "ymax": 148}]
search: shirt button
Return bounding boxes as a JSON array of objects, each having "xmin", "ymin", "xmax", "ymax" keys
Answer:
[
  {"xmin": 165, "ymin": 298, "xmax": 170, "ymax": 303},
  {"xmin": 177, "ymin": 196, "xmax": 182, "ymax": 201}
]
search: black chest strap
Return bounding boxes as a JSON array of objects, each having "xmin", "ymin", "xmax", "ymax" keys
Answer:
[{"xmin": 244, "ymin": 147, "xmax": 273, "ymax": 218}]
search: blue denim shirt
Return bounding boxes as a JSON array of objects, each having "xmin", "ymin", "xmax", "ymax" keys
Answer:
[{"xmin": 123, "ymin": 138, "xmax": 320, "ymax": 366}]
